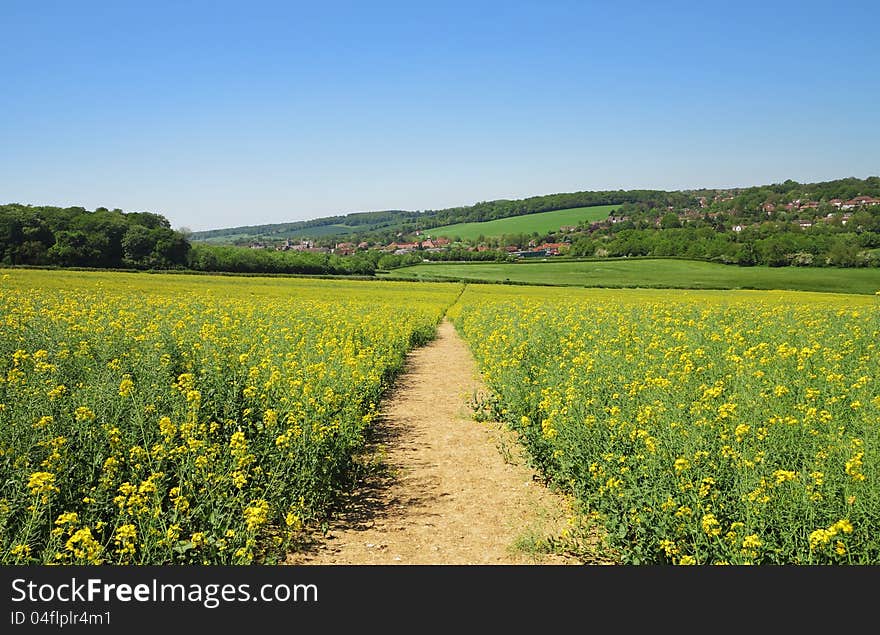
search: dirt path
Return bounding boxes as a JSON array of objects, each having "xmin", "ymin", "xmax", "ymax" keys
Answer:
[{"xmin": 286, "ymin": 318, "xmax": 582, "ymax": 565}]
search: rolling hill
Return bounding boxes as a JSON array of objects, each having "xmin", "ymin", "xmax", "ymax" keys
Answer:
[{"xmin": 426, "ymin": 205, "xmax": 618, "ymax": 240}]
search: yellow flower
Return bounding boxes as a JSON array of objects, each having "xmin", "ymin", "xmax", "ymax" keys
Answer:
[
  {"xmin": 54, "ymin": 511, "xmax": 79, "ymax": 528},
  {"xmin": 229, "ymin": 431, "xmax": 247, "ymax": 455},
  {"xmin": 158, "ymin": 416, "xmax": 176, "ymax": 437},
  {"xmin": 658, "ymin": 539, "xmax": 678, "ymax": 557},
  {"xmin": 831, "ymin": 519, "xmax": 853, "ymax": 534},
  {"xmin": 34, "ymin": 415, "xmax": 54, "ymax": 429},
  {"xmin": 47, "ymin": 385, "xmax": 67, "ymax": 399},
  {"xmin": 27, "ymin": 471, "xmax": 59, "ymax": 501},
  {"xmin": 285, "ymin": 512, "xmax": 302, "ymax": 531},
  {"xmin": 773, "ymin": 470, "xmax": 797, "ymax": 485},
  {"xmin": 165, "ymin": 524, "xmax": 181, "ymax": 544},
  {"xmin": 742, "ymin": 534, "xmax": 762, "ymax": 550},
  {"xmin": 845, "ymin": 452, "xmax": 866, "ymax": 482},
  {"xmin": 701, "ymin": 513, "xmax": 721, "ymax": 537},
  {"xmin": 113, "ymin": 524, "xmax": 138, "ymax": 557},
  {"xmin": 118, "ymin": 375, "xmax": 134, "ymax": 397},
  {"xmin": 65, "ymin": 528, "xmax": 103, "ymax": 563},
  {"xmin": 717, "ymin": 402, "xmax": 737, "ymax": 419},
  {"xmin": 10, "ymin": 544, "xmax": 31, "ymax": 560},
  {"xmin": 74, "ymin": 406, "xmax": 96, "ymax": 422},
  {"xmin": 243, "ymin": 499, "xmax": 270, "ymax": 532}
]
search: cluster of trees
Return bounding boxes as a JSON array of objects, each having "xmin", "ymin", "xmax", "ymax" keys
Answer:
[
  {"xmin": 187, "ymin": 244, "xmax": 377, "ymax": 275},
  {"xmin": 420, "ymin": 247, "xmax": 509, "ymax": 262},
  {"xmin": 569, "ymin": 222, "xmax": 880, "ymax": 267},
  {"xmin": 689, "ymin": 176, "xmax": 880, "ymax": 219},
  {"xmin": 0, "ymin": 204, "xmax": 190, "ymax": 269}
]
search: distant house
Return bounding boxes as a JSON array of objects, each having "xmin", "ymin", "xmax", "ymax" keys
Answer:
[
  {"xmin": 762, "ymin": 203, "xmax": 776, "ymax": 214},
  {"xmin": 515, "ymin": 249, "xmax": 549, "ymax": 259},
  {"xmin": 389, "ymin": 242, "xmax": 420, "ymax": 254},
  {"xmin": 795, "ymin": 219, "xmax": 813, "ymax": 229},
  {"xmin": 538, "ymin": 242, "xmax": 566, "ymax": 256},
  {"xmin": 841, "ymin": 196, "xmax": 880, "ymax": 210},
  {"xmin": 288, "ymin": 239, "xmax": 315, "ymax": 251}
]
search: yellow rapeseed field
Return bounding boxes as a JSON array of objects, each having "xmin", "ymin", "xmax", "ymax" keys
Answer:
[
  {"xmin": 0, "ymin": 269, "xmax": 461, "ymax": 564},
  {"xmin": 453, "ymin": 284, "xmax": 880, "ymax": 564},
  {"xmin": 5, "ymin": 269, "xmax": 878, "ymax": 565}
]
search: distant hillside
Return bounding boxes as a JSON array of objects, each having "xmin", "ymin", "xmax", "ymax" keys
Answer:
[
  {"xmin": 429, "ymin": 205, "xmax": 620, "ymax": 241},
  {"xmin": 189, "ymin": 176, "xmax": 880, "ymax": 247},
  {"xmin": 189, "ymin": 188, "xmax": 684, "ymax": 245},
  {"xmin": 190, "ymin": 210, "xmax": 419, "ymax": 244}
]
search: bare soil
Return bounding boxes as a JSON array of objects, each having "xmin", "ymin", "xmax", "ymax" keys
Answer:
[{"xmin": 286, "ymin": 319, "xmax": 584, "ymax": 565}]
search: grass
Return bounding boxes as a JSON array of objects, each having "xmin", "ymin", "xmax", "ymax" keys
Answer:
[
  {"xmin": 385, "ymin": 258, "xmax": 880, "ymax": 295},
  {"xmin": 426, "ymin": 205, "xmax": 619, "ymax": 241}
]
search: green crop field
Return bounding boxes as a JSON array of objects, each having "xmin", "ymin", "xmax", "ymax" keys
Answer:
[
  {"xmin": 426, "ymin": 205, "xmax": 619, "ymax": 241},
  {"xmin": 386, "ymin": 258, "xmax": 880, "ymax": 295}
]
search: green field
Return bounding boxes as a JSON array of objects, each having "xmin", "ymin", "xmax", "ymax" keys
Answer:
[
  {"xmin": 426, "ymin": 205, "xmax": 619, "ymax": 241},
  {"xmin": 386, "ymin": 258, "xmax": 880, "ymax": 295}
]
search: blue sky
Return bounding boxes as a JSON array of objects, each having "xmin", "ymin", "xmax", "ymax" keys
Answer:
[{"xmin": 2, "ymin": 0, "xmax": 878, "ymax": 231}]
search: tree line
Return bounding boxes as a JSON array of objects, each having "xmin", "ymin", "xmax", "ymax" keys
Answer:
[
  {"xmin": 0, "ymin": 204, "xmax": 190, "ymax": 269},
  {"xmin": 0, "ymin": 204, "xmax": 383, "ymax": 275},
  {"xmin": 567, "ymin": 219, "xmax": 880, "ymax": 267}
]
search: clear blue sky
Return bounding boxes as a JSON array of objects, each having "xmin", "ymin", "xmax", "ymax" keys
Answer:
[{"xmin": 2, "ymin": 0, "xmax": 878, "ymax": 231}]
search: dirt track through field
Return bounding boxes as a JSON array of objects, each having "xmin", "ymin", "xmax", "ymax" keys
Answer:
[{"xmin": 286, "ymin": 318, "xmax": 582, "ymax": 565}]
